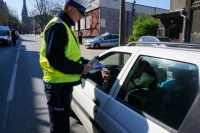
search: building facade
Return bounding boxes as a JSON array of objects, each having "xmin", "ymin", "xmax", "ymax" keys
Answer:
[
  {"xmin": 0, "ymin": 0, "xmax": 9, "ymax": 25},
  {"xmin": 73, "ymin": 0, "xmax": 168, "ymax": 38},
  {"xmin": 190, "ymin": 0, "xmax": 200, "ymax": 43},
  {"xmin": 154, "ymin": 0, "xmax": 200, "ymax": 43}
]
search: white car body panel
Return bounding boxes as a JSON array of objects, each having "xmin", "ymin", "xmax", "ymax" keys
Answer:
[
  {"xmin": 72, "ymin": 79, "xmax": 112, "ymax": 132},
  {"xmin": 101, "ymin": 97, "xmax": 170, "ymax": 133},
  {"xmin": 72, "ymin": 45, "xmax": 200, "ymax": 133}
]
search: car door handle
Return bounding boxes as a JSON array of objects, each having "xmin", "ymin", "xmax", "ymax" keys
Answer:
[{"xmin": 93, "ymin": 98, "xmax": 100, "ymax": 106}]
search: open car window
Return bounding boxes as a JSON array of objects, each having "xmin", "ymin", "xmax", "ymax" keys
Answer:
[{"xmin": 86, "ymin": 52, "xmax": 131, "ymax": 93}]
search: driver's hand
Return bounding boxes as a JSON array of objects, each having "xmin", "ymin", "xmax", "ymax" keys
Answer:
[{"xmin": 101, "ymin": 70, "xmax": 110, "ymax": 78}]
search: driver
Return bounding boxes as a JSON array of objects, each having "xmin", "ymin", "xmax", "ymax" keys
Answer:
[{"xmin": 101, "ymin": 67, "xmax": 119, "ymax": 91}]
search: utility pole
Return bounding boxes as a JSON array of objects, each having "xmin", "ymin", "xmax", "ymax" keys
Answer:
[
  {"xmin": 34, "ymin": 16, "xmax": 36, "ymax": 36},
  {"xmin": 119, "ymin": 0, "xmax": 125, "ymax": 46}
]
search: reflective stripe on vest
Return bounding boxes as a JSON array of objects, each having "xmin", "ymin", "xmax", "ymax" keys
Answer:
[{"xmin": 40, "ymin": 17, "xmax": 82, "ymax": 83}]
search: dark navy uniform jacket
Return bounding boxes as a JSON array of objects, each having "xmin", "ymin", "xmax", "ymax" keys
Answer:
[{"xmin": 45, "ymin": 10, "xmax": 88, "ymax": 85}]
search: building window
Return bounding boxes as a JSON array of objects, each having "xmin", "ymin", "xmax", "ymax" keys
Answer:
[
  {"xmin": 85, "ymin": 15, "xmax": 91, "ymax": 29},
  {"xmin": 80, "ymin": 17, "xmax": 85, "ymax": 30},
  {"xmin": 100, "ymin": 19, "xmax": 106, "ymax": 28}
]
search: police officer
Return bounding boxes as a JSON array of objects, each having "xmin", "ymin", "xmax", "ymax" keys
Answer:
[{"xmin": 39, "ymin": 0, "xmax": 90, "ymax": 132}]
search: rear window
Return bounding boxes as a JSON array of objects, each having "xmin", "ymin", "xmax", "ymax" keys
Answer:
[{"xmin": 142, "ymin": 37, "xmax": 158, "ymax": 42}]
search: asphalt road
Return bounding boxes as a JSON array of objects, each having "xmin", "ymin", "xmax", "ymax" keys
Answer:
[{"xmin": 0, "ymin": 35, "xmax": 107, "ymax": 133}]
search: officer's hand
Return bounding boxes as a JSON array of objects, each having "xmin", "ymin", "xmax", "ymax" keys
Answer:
[{"xmin": 82, "ymin": 65, "xmax": 91, "ymax": 75}]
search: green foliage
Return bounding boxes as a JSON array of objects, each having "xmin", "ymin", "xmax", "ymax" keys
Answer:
[
  {"xmin": 132, "ymin": 14, "xmax": 159, "ymax": 40},
  {"xmin": 128, "ymin": 35, "xmax": 135, "ymax": 42}
]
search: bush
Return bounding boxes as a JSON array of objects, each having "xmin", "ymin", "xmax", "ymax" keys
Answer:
[
  {"xmin": 132, "ymin": 14, "xmax": 159, "ymax": 40},
  {"xmin": 128, "ymin": 35, "xmax": 135, "ymax": 42}
]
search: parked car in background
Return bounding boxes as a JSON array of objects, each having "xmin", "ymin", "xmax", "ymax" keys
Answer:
[
  {"xmin": 139, "ymin": 36, "xmax": 172, "ymax": 42},
  {"xmin": 0, "ymin": 25, "xmax": 12, "ymax": 46},
  {"xmin": 84, "ymin": 33, "xmax": 119, "ymax": 49},
  {"xmin": 72, "ymin": 42, "xmax": 200, "ymax": 133}
]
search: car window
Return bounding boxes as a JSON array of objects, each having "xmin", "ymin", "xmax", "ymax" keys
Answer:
[
  {"xmin": 111, "ymin": 35, "xmax": 119, "ymax": 39},
  {"xmin": 87, "ymin": 52, "xmax": 131, "ymax": 93},
  {"xmin": 142, "ymin": 37, "xmax": 158, "ymax": 42},
  {"xmin": 103, "ymin": 35, "xmax": 112, "ymax": 40},
  {"xmin": 93, "ymin": 34, "xmax": 104, "ymax": 40},
  {"xmin": 117, "ymin": 56, "xmax": 199, "ymax": 130}
]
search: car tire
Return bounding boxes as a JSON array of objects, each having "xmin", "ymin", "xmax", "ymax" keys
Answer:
[{"xmin": 93, "ymin": 43, "xmax": 100, "ymax": 49}]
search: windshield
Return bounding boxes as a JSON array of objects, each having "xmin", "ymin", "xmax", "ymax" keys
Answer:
[
  {"xmin": 93, "ymin": 34, "xmax": 105, "ymax": 40},
  {"xmin": 0, "ymin": 30, "xmax": 9, "ymax": 36}
]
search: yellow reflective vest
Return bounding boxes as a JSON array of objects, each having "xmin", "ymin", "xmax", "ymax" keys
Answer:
[{"xmin": 40, "ymin": 17, "xmax": 82, "ymax": 83}]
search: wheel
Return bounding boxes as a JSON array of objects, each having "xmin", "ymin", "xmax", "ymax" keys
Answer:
[{"xmin": 93, "ymin": 43, "xmax": 100, "ymax": 49}]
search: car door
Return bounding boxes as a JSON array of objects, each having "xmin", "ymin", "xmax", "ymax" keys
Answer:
[
  {"xmin": 110, "ymin": 35, "xmax": 119, "ymax": 47},
  {"xmin": 101, "ymin": 35, "xmax": 112, "ymax": 47},
  {"xmin": 72, "ymin": 51, "xmax": 132, "ymax": 132},
  {"xmin": 100, "ymin": 54, "xmax": 199, "ymax": 133}
]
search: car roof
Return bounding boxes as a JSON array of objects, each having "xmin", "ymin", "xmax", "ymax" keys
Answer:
[
  {"xmin": 141, "ymin": 36, "xmax": 168, "ymax": 38},
  {"xmin": 126, "ymin": 41, "xmax": 200, "ymax": 50},
  {"xmin": 103, "ymin": 42, "xmax": 200, "ymax": 65},
  {"xmin": 102, "ymin": 33, "xmax": 118, "ymax": 36},
  {"xmin": 141, "ymin": 36, "xmax": 157, "ymax": 38},
  {"xmin": 141, "ymin": 36, "xmax": 171, "ymax": 40},
  {"xmin": 110, "ymin": 45, "xmax": 200, "ymax": 53}
]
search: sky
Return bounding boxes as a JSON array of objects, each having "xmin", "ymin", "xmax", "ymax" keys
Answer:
[{"xmin": 4, "ymin": 0, "xmax": 170, "ymax": 20}]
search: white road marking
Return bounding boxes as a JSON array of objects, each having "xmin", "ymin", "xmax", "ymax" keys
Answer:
[
  {"xmin": 7, "ymin": 45, "xmax": 20, "ymax": 101},
  {"xmin": 1, "ymin": 45, "xmax": 21, "ymax": 133}
]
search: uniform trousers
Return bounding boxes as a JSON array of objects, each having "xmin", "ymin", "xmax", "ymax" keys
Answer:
[{"xmin": 44, "ymin": 82, "xmax": 73, "ymax": 133}]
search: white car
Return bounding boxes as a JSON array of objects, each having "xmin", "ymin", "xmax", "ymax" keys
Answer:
[
  {"xmin": 72, "ymin": 42, "xmax": 200, "ymax": 133},
  {"xmin": 0, "ymin": 25, "xmax": 12, "ymax": 46}
]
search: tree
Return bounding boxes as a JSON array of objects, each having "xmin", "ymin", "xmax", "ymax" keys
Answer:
[
  {"xmin": 2, "ymin": 6, "xmax": 23, "ymax": 32},
  {"xmin": 31, "ymin": 0, "xmax": 62, "ymax": 30},
  {"xmin": 131, "ymin": 14, "xmax": 159, "ymax": 41},
  {"xmin": 0, "ymin": 2, "xmax": 9, "ymax": 25}
]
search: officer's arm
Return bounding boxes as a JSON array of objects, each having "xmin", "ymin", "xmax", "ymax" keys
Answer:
[{"xmin": 45, "ymin": 23, "xmax": 84, "ymax": 74}]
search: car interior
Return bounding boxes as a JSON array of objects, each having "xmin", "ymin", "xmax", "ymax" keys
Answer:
[
  {"xmin": 87, "ymin": 64, "xmax": 122, "ymax": 93},
  {"xmin": 117, "ymin": 56, "xmax": 199, "ymax": 130},
  {"xmin": 86, "ymin": 52, "xmax": 131, "ymax": 93}
]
